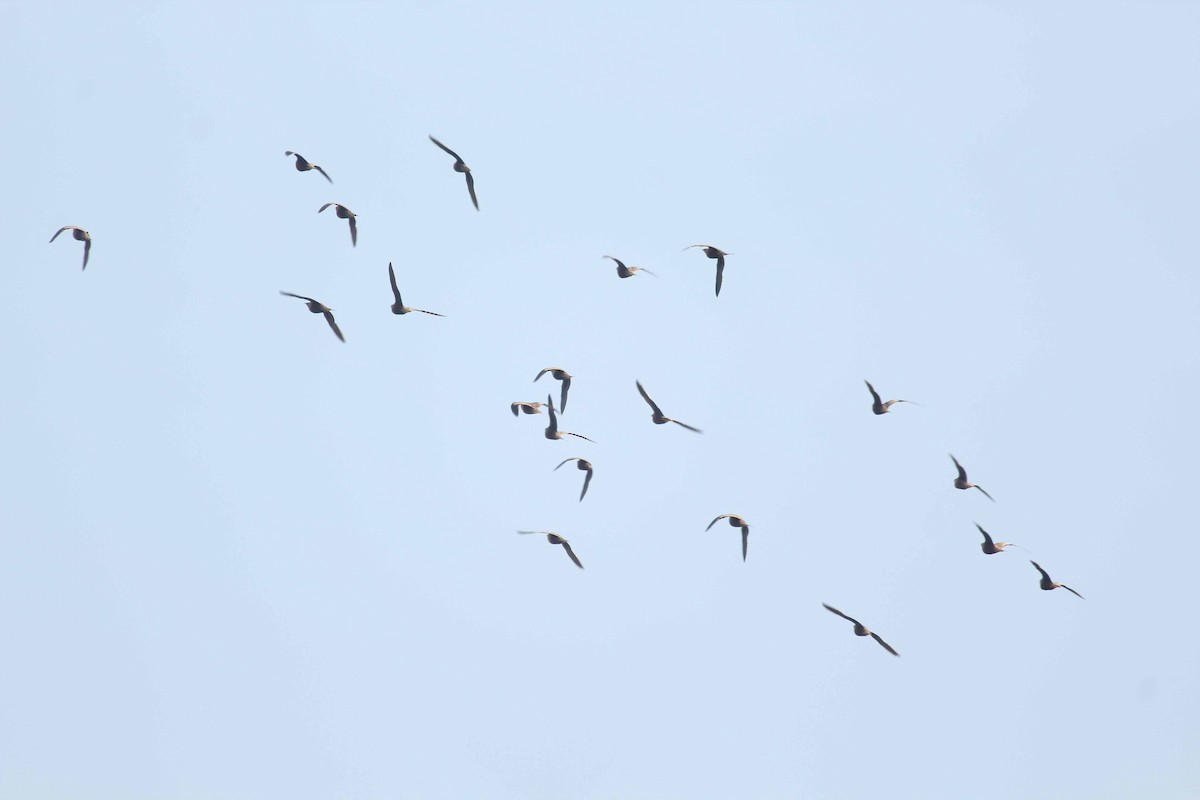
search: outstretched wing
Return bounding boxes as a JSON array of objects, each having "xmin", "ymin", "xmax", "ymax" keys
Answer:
[
  {"xmin": 579, "ymin": 467, "xmax": 592, "ymax": 501},
  {"xmin": 636, "ymin": 380, "xmax": 662, "ymax": 415},
  {"xmin": 429, "ymin": 135, "xmax": 462, "ymax": 161},
  {"xmin": 348, "ymin": 215, "xmax": 357, "ymax": 247},
  {"xmin": 706, "ymin": 514, "xmax": 731, "ymax": 532},
  {"xmin": 974, "ymin": 485, "xmax": 995, "ymax": 502},
  {"xmin": 671, "ymin": 419, "xmax": 703, "ymax": 434},
  {"xmin": 976, "ymin": 523, "xmax": 995, "ymax": 548},
  {"xmin": 559, "ymin": 377, "xmax": 571, "ymax": 413},
  {"xmin": 950, "ymin": 455, "xmax": 968, "ymax": 481},
  {"xmin": 561, "ymin": 541, "xmax": 584, "ymax": 569},
  {"xmin": 314, "ymin": 165, "xmax": 333, "ymax": 183},
  {"xmin": 388, "ymin": 262, "xmax": 403, "ymax": 305},
  {"xmin": 822, "ymin": 603, "xmax": 860, "ymax": 627},
  {"xmin": 554, "ymin": 457, "xmax": 577, "ymax": 472},
  {"xmin": 1030, "ymin": 561, "xmax": 1052, "ymax": 582},
  {"xmin": 464, "ymin": 170, "xmax": 479, "ymax": 211},
  {"xmin": 715, "ymin": 259, "xmax": 725, "ymax": 297},
  {"xmin": 49, "ymin": 225, "xmax": 73, "ymax": 243},
  {"xmin": 534, "ymin": 368, "xmax": 551, "ymax": 383},
  {"xmin": 742, "ymin": 527, "xmax": 749, "ymax": 561},
  {"xmin": 318, "ymin": 202, "xmax": 334, "ymax": 213},
  {"xmin": 603, "ymin": 255, "xmax": 627, "ymax": 270},
  {"xmin": 81, "ymin": 238, "xmax": 91, "ymax": 270},
  {"xmin": 279, "ymin": 291, "xmax": 316, "ymax": 303},
  {"xmin": 564, "ymin": 431, "xmax": 593, "ymax": 443},
  {"xmin": 323, "ymin": 311, "xmax": 345, "ymax": 342},
  {"xmin": 865, "ymin": 380, "xmax": 882, "ymax": 406},
  {"xmin": 1061, "ymin": 584, "xmax": 1085, "ymax": 599},
  {"xmin": 415, "ymin": 308, "xmax": 445, "ymax": 317},
  {"xmin": 871, "ymin": 632, "xmax": 900, "ymax": 657}
]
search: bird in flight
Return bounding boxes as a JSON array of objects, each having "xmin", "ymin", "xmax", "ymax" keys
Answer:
[
  {"xmin": 544, "ymin": 394, "xmax": 593, "ymax": 443},
  {"xmin": 387, "ymin": 262, "xmax": 444, "ymax": 317},
  {"xmin": 1030, "ymin": 561, "xmax": 1084, "ymax": 599},
  {"xmin": 49, "ymin": 226, "xmax": 91, "ymax": 270},
  {"xmin": 279, "ymin": 291, "xmax": 345, "ymax": 342},
  {"xmin": 518, "ymin": 531, "xmax": 583, "ymax": 569},
  {"xmin": 429, "ymin": 135, "xmax": 478, "ymax": 211},
  {"xmin": 822, "ymin": 603, "xmax": 900, "ymax": 657},
  {"xmin": 706, "ymin": 514, "xmax": 750, "ymax": 561},
  {"xmin": 976, "ymin": 523, "xmax": 1018, "ymax": 555},
  {"xmin": 636, "ymin": 381, "xmax": 702, "ymax": 433},
  {"xmin": 951, "ymin": 455, "xmax": 994, "ymax": 501},
  {"xmin": 864, "ymin": 380, "xmax": 915, "ymax": 415},
  {"xmin": 318, "ymin": 203, "xmax": 358, "ymax": 247},
  {"xmin": 555, "ymin": 457, "xmax": 594, "ymax": 502},
  {"xmin": 534, "ymin": 367, "xmax": 573, "ymax": 413},
  {"xmin": 284, "ymin": 151, "xmax": 333, "ymax": 183},
  {"xmin": 683, "ymin": 244, "xmax": 731, "ymax": 296},
  {"xmin": 603, "ymin": 255, "xmax": 656, "ymax": 279},
  {"xmin": 511, "ymin": 401, "xmax": 547, "ymax": 417}
]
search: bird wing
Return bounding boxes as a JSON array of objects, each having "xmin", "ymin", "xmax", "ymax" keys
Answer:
[
  {"xmin": 706, "ymin": 514, "xmax": 731, "ymax": 531},
  {"xmin": 561, "ymin": 541, "xmax": 584, "ymax": 569},
  {"xmin": 603, "ymin": 255, "xmax": 626, "ymax": 270},
  {"xmin": 865, "ymin": 380, "xmax": 882, "ymax": 405},
  {"xmin": 580, "ymin": 468, "xmax": 592, "ymax": 501},
  {"xmin": 671, "ymin": 419, "xmax": 703, "ymax": 433},
  {"xmin": 636, "ymin": 381, "xmax": 663, "ymax": 415},
  {"xmin": 742, "ymin": 527, "xmax": 749, "ymax": 561},
  {"xmin": 871, "ymin": 633, "xmax": 900, "ymax": 656},
  {"xmin": 414, "ymin": 308, "xmax": 445, "ymax": 317},
  {"xmin": 715, "ymin": 260, "xmax": 724, "ymax": 297},
  {"xmin": 81, "ymin": 238, "xmax": 91, "ymax": 270},
  {"xmin": 314, "ymin": 165, "xmax": 333, "ymax": 184},
  {"xmin": 464, "ymin": 170, "xmax": 479, "ymax": 211},
  {"xmin": 1061, "ymin": 585, "xmax": 1085, "ymax": 599},
  {"xmin": 323, "ymin": 311, "xmax": 345, "ymax": 342},
  {"xmin": 348, "ymin": 215, "xmax": 357, "ymax": 247},
  {"xmin": 279, "ymin": 291, "xmax": 317, "ymax": 303},
  {"xmin": 517, "ymin": 530, "xmax": 550, "ymax": 536},
  {"xmin": 683, "ymin": 244, "xmax": 710, "ymax": 252},
  {"xmin": 564, "ymin": 432, "xmax": 594, "ymax": 442},
  {"xmin": 950, "ymin": 455, "xmax": 967, "ymax": 481},
  {"xmin": 388, "ymin": 262, "xmax": 403, "ymax": 305},
  {"xmin": 546, "ymin": 394, "xmax": 558, "ymax": 432},
  {"xmin": 511, "ymin": 402, "xmax": 523, "ymax": 417},
  {"xmin": 554, "ymin": 457, "xmax": 577, "ymax": 471},
  {"xmin": 318, "ymin": 202, "xmax": 334, "ymax": 213},
  {"xmin": 534, "ymin": 368, "xmax": 551, "ymax": 382},
  {"xmin": 974, "ymin": 485, "xmax": 995, "ymax": 502},
  {"xmin": 429, "ymin": 135, "xmax": 462, "ymax": 161},
  {"xmin": 976, "ymin": 524, "xmax": 995, "ymax": 548},
  {"xmin": 560, "ymin": 377, "xmax": 570, "ymax": 413},
  {"xmin": 1030, "ymin": 561, "xmax": 1052, "ymax": 581},
  {"xmin": 822, "ymin": 603, "xmax": 859, "ymax": 626},
  {"xmin": 49, "ymin": 225, "xmax": 73, "ymax": 243}
]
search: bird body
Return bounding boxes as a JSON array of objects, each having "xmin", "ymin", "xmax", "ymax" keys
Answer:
[
  {"xmin": 318, "ymin": 202, "xmax": 357, "ymax": 247},
  {"xmin": 976, "ymin": 523, "xmax": 1016, "ymax": 554},
  {"xmin": 555, "ymin": 457, "xmax": 594, "ymax": 501},
  {"xmin": 706, "ymin": 514, "xmax": 750, "ymax": 561},
  {"xmin": 280, "ymin": 291, "xmax": 344, "ymax": 342},
  {"xmin": 1030, "ymin": 561, "xmax": 1084, "ymax": 598},
  {"xmin": 534, "ymin": 367, "xmax": 573, "ymax": 412},
  {"xmin": 518, "ymin": 531, "xmax": 583, "ymax": 569},
  {"xmin": 823, "ymin": 603, "xmax": 900, "ymax": 656},
  {"xmin": 864, "ymin": 380, "xmax": 913, "ymax": 415},
  {"xmin": 284, "ymin": 151, "xmax": 333, "ymax": 183},
  {"xmin": 388, "ymin": 262, "xmax": 444, "ymax": 316},
  {"xmin": 684, "ymin": 244, "xmax": 730, "ymax": 296},
  {"xmin": 603, "ymin": 255, "xmax": 656, "ymax": 279},
  {"xmin": 951, "ymin": 455, "xmax": 994, "ymax": 501},
  {"xmin": 511, "ymin": 401, "xmax": 547, "ymax": 417},
  {"xmin": 636, "ymin": 380, "xmax": 702, "ymax": 433},
  {"xmin": 49, "ymin": 225, "xmax": 91, "ymax": 270},
  {"xmin": 429, "ymin": 135, "xmax": 478, "ymax": 210}
]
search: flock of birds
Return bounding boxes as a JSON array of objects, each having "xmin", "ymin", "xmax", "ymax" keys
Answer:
[{"xmin": 46, "ymin": 135, "xmax": 1086, "ymax": 661}]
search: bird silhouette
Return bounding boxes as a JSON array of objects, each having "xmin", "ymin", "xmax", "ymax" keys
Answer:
[
  {"xmin": 554, "ymin": 457, "xmax": 594, "ymax": 501},
  {"xmin": 951, "ymin": 455, "xmax": 994, "ymax": 501},
  {"xmin": 534, "ymin": 367, "xmax": 573, "ymax": 413},
  {"xmin": 388, "ymin": 262, "xmax": 444, "ymax": 316},
  {"xmin": 706, "ymin": 514, "xmax": 750, "ymax": 561},
  {"xmin": 279, "ymin": 291, "xmax": 344, "ymax": 342},
  {"xmin": 822, "ymin": 603, "xmax": 900, "ymax": 657},
  {"xmin": 49, "ymin": 226, "xmax": 91, "ymax": 270},
  {"xmin": 318, "ymin": 202, "xmax": 357, "ymax": 247},
  {"xmin": 1030, "ymin": 561, "xmax": 1084, "ymax": 598},
  {"xmin": 544, "ymin": 394, "xmax": 593, "ymax": 443},
  {"xmin": 603, "ymin": 255, "xmax": 656, "ymax": 279},
  {"xmin": 976, "ymin": 523, "xmax": 1018, "ymax": 554},
  {"xmin": 637, "ymin": 381, "xmax": 702, "ymax": 433},
  {"xmin": 518, "ymin": 531, "xmax": 583, "ymax": 569},
  {"xmin": 284, "ymin": 151, "xmax": 333, "ymax": 183},
  {"xmin": 683, "ymin": 244, "xmax": 731, "ymax": 296},
  {"xmin": 511, "ymin": 401, "xmax": 547, "ymax": 417},
  {"xmin": 864, "ymin": 380, "xmax": 915, "ymax": 415},
  {"xmin": 429, "ymin": 135, "xmax": 478, "ymax": 211}
]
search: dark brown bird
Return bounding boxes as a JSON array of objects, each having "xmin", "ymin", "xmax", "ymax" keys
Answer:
[
  {"xmin": 555, "ymin": 457, "xmax": 594, "ymax": 501},
  {"xmin": 518, "ymin": 531, "xmax": 583, "ymax": 569},
  {"xmin": 951, "ymin": 455, "xmax": 994, "ymax": 501},
  {"xmin": 511, "ymin": 401, "xmax": 547, "ymax": 417},
  {"xmin": 49, "ymin": 225, "xmax": 91, "ymax": 270},
  {"xmin": 544, "ymin": 394, "xmax": 593, "ymax": 443},
  {"xmin": 534, "ymin": 367, "xmax": 573, "ymax": 412},
  {"xmin": 318, "ymin": 202, "xmax": 357, "ymax": 247},
  {"xmin": 683, "ymin": 244, "xmax": 731, "ymax": 296},
  {"xmin": 429, "ymin": 135, "xmax": 478, "ymax": 211},
  {"xmin": 1030, "ymin": 561, "xmax": 1084, "ymax": 599},
  {"xmin": 637, "ymin": 381, "xmax": 702, "ymax": 433},
  {"xmin": 706, "ymin": 514, "xmax": 750, "ymax": 561},
  {"xmin": 603, "ymin": 255, "xmax": 656, "ymax": 279},
  {"xmin": 284, "ymin": 151, "xmax": 333, "ymax": 183},
  {"xmin": 388, "ymin": 262, "xmax": 444, "ymax": 316},
  {"xmin": 976, "ymin": 523, "xmax": 1018, "ymax": 555},
  {"xmin": 823, "ymin": 603, "xmax": 900, "ymax": 657},
  {"xmin": 279, "ymin": 291, "xmax": 344, "ymax": 342},
  {"xmin": 864, "ymin": 380, "xmax": 914, "ymax": 415}
]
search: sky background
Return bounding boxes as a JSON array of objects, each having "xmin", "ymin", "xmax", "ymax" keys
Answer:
[{"xmin": 3, "ymin": 2, "xmax": 1199, "ymax": 798}]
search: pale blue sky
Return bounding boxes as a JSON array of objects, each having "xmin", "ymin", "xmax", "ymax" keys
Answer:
[{"xmin": 3, "ymin": 2, "xmax": 1199, "ymax": 798}]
